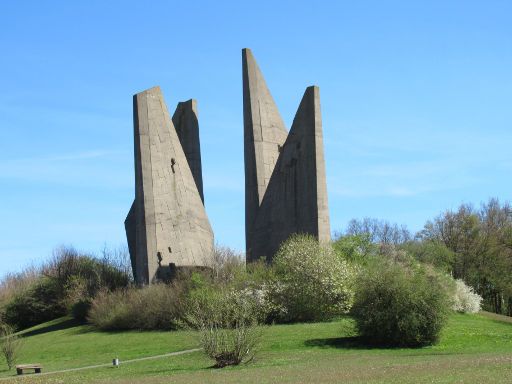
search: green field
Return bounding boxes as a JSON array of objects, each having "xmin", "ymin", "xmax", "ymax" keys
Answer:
[{"xmin": 1, "ymin": 312, "xmax": 511, "ymax": 383}]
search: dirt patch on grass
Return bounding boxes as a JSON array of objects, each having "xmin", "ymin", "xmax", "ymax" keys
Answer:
[{"xmin": 479, "ymin": 311, "xmax": 512, "ymax": 324}]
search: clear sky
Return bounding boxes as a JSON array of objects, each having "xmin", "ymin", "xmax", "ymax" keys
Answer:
[{"xmin": 1, "ymin": 0, "xmax": 511, "ymax": 276}]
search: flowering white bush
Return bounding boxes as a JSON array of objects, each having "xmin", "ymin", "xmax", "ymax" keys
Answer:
[
  {"xmin": 269, "ymin": 234, "xmax": 354, "ymax": 322},
  {"xmin": 452, "ymin": 279, "xmax": 482, "ymax": 313}
]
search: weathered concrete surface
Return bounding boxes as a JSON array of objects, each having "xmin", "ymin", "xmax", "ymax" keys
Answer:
[
  {"xmin": 172, "ymin": 99, "xmax": 204, "ymax": 204},
  {"xmin": 125, "ymin": 86, "xmax": 213, "ymax": 284},
  {"xmin": 243, "ymin": 48, "xmax": 289, "ymax": 259},
  {"xmin": 243, "ymin": 49, "xmax": 331, "ymax": 262}
]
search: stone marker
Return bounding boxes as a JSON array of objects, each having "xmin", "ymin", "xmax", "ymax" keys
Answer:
[
  {"xmin": 243, "ymin": 48, "xmax": 331, "ymax": 262},
  {"xmin": 125, "ymin": 86, "xmax": 213, "ymax": 284}
]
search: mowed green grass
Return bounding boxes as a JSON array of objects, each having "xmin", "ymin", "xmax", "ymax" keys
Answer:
[{"xmin": 1, "ymin": 312, "xmax": 511, "ymax": 383}]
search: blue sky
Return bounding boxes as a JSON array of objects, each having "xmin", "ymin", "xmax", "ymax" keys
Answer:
[{"xmin": 1, "ymin": 0, "xmax": 511, "ymax": 276}]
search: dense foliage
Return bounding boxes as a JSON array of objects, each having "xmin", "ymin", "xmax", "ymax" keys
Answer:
[
  {"xmin": 342, "ymin": 198, "xmax": 512, "ymax": 317},
  {"xmin": 0, "ymin": 246, "xmax": 131, "ymax": 329},
  {"xmin": 418, "ymin": 199, "xmax": 512, "ymax": 316},
  {"xmin": 351, "ymin": 261, "xmax": 452, "ymax": 347},
  {"xmin": 3, "ymin": 278, "xmax": 65, "ymax": 329}
]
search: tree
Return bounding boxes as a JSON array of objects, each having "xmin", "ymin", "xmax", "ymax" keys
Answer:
[
  {"xmin": 0, "ymin": 323, "xmax": 23, "ymax": 370},
  {"xmin": 345, "ymin": 218, "xmax": 411, "ymax": 245},
  {"xmin": 418, "ymin": 199, "xmax": 512, "ymax": 315}
]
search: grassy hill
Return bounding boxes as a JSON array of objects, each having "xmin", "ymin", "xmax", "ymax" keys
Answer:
[{"xmin": 1, "ymin": 312, "xmax": 511, "ymax": 383}]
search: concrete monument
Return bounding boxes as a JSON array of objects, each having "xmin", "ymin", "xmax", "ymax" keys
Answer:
[
  {"xmin": 243, "ymin": 48, "xmax": 331, "ymax": 262},
  {"xmin": 125, "ymin": 86, "xmax": 213, "ymax": 284}
]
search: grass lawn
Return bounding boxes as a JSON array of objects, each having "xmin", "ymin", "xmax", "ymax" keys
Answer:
[{"xmin": 1, "ymin": 312, "xmax": 511, "ymax": 383}]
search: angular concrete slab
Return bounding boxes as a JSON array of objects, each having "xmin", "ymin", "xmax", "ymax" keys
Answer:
[
  {"xmin": 243, "ymin": 48, "xmax": 289, "ymax": 257},
  {"xmin": 125, "ymin": 86, "xmax": 213, "ymax": 284},
  {"xmin": 172, "ymin": 99, "xmax": 204, "ymax": 204},
  {"xmin": 124, "ymin": 201, "xmax": 137, "ymax": 275},
  {"xmin": 243, "ymin": 50, "xmax": 331, "ymax": 262},
  {"xmin": 249, "ymin": 86, "xmax": 331, "ymax": 261}
]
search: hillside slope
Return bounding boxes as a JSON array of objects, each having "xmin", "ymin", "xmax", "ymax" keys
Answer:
[{"xmin": 1, "ymin": 313, "xmax": 511, "ymax": 383}]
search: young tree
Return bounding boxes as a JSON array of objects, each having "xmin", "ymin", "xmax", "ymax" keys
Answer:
[{"xmin": 0, "ymin": 323, "xmax": 23, "ymax": 370}]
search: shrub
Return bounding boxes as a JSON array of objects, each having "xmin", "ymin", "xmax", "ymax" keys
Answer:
[
  {"xmin": 3, "ymin": 278, "xmax": 66, "ymax": 330},
  {"xmin": 1, "ymin": 246, "xmax": 132, "ymax": 328},
  {"xmin": 0, "ymin": 267, "xmax": 39, "ymax": 310},
  {"xmin": 269, "ymin": 234, "xmax": 354, "ymax": 322},
  {"xmin": 186, "ymin": 286, "xmax": 261, "ymax": 367},
  {"xmin": 42, "ymin": 246, "xmax": 130, "ymax": 297},
  {"xmin": 0, "ymin": 323, "xmax": 23, "ymax": 370},
  {"xmin": 452, "ymin": 279, "xmax": 482, "ymax": 313},
  {"xmin": 71, "ymin": 300, "xmax": 92, "ymax": 322},
  {"xmin": 351, "ymin": 261, "xmax": 451, "ymax": 347},
  {"xmin": 88, "ymin": 283, "xmax": 186, "ymax": 330}
]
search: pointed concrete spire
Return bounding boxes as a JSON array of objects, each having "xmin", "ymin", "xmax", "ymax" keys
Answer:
[
  {"xmin": 124, "ymin": 201, "xmax": 137, "ymax": 275},
  {"xmin": 172, "ymin": 99, "xmax": 204, "ymax": 204},
  {"xmin": 248, "ymin": 86, "xmax": 331, "ymax": 262},
  {"xmin": 243, "ymin": 48, "xmax": 289, "ymax": 256},
  {"xmin": 126, "ymin": 86, "xmax": 213, "ymax": 284}
]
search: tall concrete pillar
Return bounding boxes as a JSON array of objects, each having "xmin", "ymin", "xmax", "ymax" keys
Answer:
[
  {"xmin": 125, "ymin": 86, "xmax": 213, "ymax": 284},
  {"xmin": 243, "ymin": 48, "xmax": 288, "ymax": 259},
  {"xmin": 243, "ymin": 49, "xmax": 331, "ymax": 262}
]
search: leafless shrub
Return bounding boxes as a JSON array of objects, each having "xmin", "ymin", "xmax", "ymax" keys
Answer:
[
  {"xmin": 88, "ymin": 282, "xmax": 186, "ymax": 330},
  {"xmin": 0, "ymin": 267, "xmax": 39, "ymax": 312},
  {"xmin": 100, "ymin": 244, "xmax": 133, "ymax": 283},
  {"xmin": 206, "ymin": 245, "xmax": 245, "ymax": 284},
  {"xmin": 186, "ymin": 287, "xmax": 261, "ymax": 367}
]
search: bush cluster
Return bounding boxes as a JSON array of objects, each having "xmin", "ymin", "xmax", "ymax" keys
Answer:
[
  {"xmin": 1, "ymin": 233, "xmax": 463, "ymax": 358},
  {"xmin": 0, "ymin": 246, "xmax": 131, "ymax": 329},
  {"xmin": 88, "ymin": 282, "xmax": 186, "ymax": 330}
]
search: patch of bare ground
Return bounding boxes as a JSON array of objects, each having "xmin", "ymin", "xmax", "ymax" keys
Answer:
[{"xmin": 479, "ymin": 311, "xmax": 512, "ymax": 324}]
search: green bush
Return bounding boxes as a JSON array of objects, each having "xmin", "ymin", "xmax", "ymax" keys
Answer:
[
  {"xmin": 71, "ymin": 300, "xmax": 92, "ymax": 322},
  {"xmin": 351, "ymin": 261, "xmax": 451, "ymax": 347},
  {"xmin": 269, "ymin": 234, "xmax": 354, "ymax": 323},
  {"xmin": 88, "ymin": 283, "xmax": 186, "ymax": 330},
  {"xmin": 3, "ymin": 278, "xmax": 66, "ymax": 330}
]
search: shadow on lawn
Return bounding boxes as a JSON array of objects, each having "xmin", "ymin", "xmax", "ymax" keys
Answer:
[
  {"xmin": 305, "ymin": 337, "xmax": 460, "ymax": 357},
  {"xmin": 305, "ymin": 336, "xmax": 405, "ymax": 350},
  {"xmin": 22, "ymin": 318, "xmax": 80, "ymax": 338}
]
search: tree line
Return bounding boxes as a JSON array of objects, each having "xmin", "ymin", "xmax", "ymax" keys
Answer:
[{"xmin": 342, "ymin": 198, "xmax": 512, "ymax": 316}]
